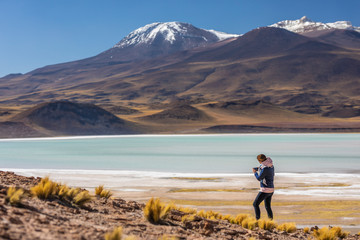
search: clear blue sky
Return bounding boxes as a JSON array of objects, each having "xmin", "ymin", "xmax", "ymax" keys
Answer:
[{"xmin": 1, "ymin": 0, "xmax": 359, "ymax": 77}]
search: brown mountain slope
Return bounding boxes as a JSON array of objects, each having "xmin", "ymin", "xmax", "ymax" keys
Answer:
[
  {"xmin": 303, "ymin": 29, "xmax": 360, "ymax": 49},
  {"xmin": 187, "ymin": 27, "xmax": 310, "ymax": 61}
]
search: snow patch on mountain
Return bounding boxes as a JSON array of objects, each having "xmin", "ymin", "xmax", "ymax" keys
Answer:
[
  {"xmin": 114, "ymin": 22, "xmax": 239, "ymax": 48},
  {"xmin": 207, "ymin": 29, "xmax": 239, "ymax": 41},
  {"xmin": 270, "ymin": 16, "xmax": 360, "ymax": 33}
]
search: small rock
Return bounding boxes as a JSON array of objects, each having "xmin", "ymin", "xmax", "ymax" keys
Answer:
[
  {"xmin": 259, "ymin": 234, "xmax": 272, "ymax": 240},
  {"xmin": 47, "ymin": 202, "xmax": 56, "ymax": 207},
  {"xmin": 311, "ymin": 226, "xmax": 319, "ymax": 231},
  {"xmin": 0, "ymin": 205, "xmax": 7, "ymax": 214},
  {"xmin": 223, "ymin": 229, "xmax": 238, "ymax": 236},
  {"xmin": 101, "ymin": 209, "xmax": 109, "ymax": 214},
  {"xmin": 12, "ymin": 210, "xmax": 24, "ymax": 216},
  {"xmin": 0, "ymin": 232, "xmax": 10, "ymax": 239},
  {"xmin": 9, "ymin": 217, "xmax": 23, "ymax": 224}
]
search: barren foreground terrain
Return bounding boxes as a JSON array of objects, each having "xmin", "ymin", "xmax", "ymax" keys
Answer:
[{"xmin": 1, "ymin": 171, "xmax": 360, "ymax": 239}]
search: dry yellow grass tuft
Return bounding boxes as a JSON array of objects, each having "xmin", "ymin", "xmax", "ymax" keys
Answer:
[
  {"xmin": 104, "ymin": 226, "xmax": 123, "ymax": 240},
  {"xmin": 31, "ymin": 176, "xmax": 57, "ymax": 200},
  {"xmin": 241, "ymin": 217, "xmax": 258, "ymax": 230},
  {"xmin": 257, "ymin": 219, "xmax": 276, "ymax": 231},
  {"xmin": 235, "ymin": 214, "xmax": 250, "ymax": 225},
  {"xmin": 144, "ymin": 198, "xmax": 172, "ymax": 223},
  {"xmin": 225, "ymin": 215, "xmax": 238, "ymax": 224},
  {"xmin": 100, "ymin": 189, "xmax": 112, "ymax": 198},
  {"xmin": 313, "ymin": 226, "xmax": 349, "ymax": 240},
  {"xmin": 30, "ymin": 177, "xmax": 91, "ymax": 207},
  {"xmin": 329, "ymin": 226, "xmax": 349, "ymax": 239},
  {"xmin": 95, "ymin": 185, "xmax": 113, "ymax": 199},
  {"xmin": 183, "ymin": 209, "xmax": 254, "ymax": 227},
  {"xmin": 276, "ymin": 222, "xmax": 297, "ymax": 233},
  {"xmin": 221, "ymin": 214, "xmax": 236, "ymax": 223},
  {"xmin": 67, "ymin": 187, "xmax": 81, "ymax": 200},
  {"xmin": 95, "ymin": 185, "xmax": 104, "ymax": 195},
  {"xmin": 57, "ymin": 184, "xmax": 70, "ymax": 199},
  {"xmin": 197, "ymin": 210, "xmax": 221, "ymax": 220},
  {"xmin": 181, "ymin": 214, "xmax": 196, "ymax": 223},
  {"xmin": 175, "ymin": 206, "xmax": 197, "ymax": 214},
  {"xmin": 73, "ymin": 190, "xmax": 92, "ymax": 206},
  {"xmin": 6, "ymin": 186, "xmax": 25, "ymax": 206}
]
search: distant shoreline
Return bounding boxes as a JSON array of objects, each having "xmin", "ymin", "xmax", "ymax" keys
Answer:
[
  {"xmin": 2, "ymin": 168, "xmax": 360, "ymax": 176},
  {"xmin": 0, "ymin": 132, "xmax": 359, "ymax": 141}
]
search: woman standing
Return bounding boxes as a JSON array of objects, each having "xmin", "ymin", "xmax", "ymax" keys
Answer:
[{"xmin": 252, "ymin": 154, "xmax": 275, "ymax": 220}]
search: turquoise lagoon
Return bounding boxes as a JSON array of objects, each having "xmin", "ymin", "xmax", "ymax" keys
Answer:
[{"xmin": 1, "ymin": 134, "xmax": 359, "ymax": 173}]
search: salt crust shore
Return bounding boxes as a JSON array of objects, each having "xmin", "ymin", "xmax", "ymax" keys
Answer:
[{"xmin": 3, "ymin": 168, "xmax": 360, "ymax": 200}]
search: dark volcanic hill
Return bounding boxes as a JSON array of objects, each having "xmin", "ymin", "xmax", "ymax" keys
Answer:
[
  {"xmin": 140, "ymin": 105, "xmax": 212, "ymax": 122},
  {"xmin": 0, "ymin": 121, "xmax": 45, "ymax": 138},
  {"xmin": 12, "ymin": 101, "xmax": 140, "ymax": 135}
]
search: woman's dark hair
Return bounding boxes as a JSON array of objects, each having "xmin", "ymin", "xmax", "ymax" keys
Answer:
[{"xmin": 257, "ymin": 154, "xmax": 266, "ymax": 162}]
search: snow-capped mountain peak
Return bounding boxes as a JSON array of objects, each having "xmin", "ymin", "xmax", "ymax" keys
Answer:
[
  {"xmin": 269, "ymin": 16, "xmax": 360, "ymax": 33},
  {"xmin": 114, "ymin": 22, "xmax": 239, "ymax": 48},
  {"xmin": 299, "ymin": 16, "xmax": 311, "ymax": 23}
]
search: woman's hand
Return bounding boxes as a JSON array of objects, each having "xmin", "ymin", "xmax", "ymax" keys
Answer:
[{"xmin": 252, "ymin": 168, "xmax": 257, "ymax": 173}]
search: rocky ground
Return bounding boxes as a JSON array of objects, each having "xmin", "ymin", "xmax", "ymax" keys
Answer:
[{"xmin": 1, "ymin": 171, "xmax": 359, "ymax": 240}]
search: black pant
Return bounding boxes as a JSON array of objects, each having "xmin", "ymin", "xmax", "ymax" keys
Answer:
[{"xmin": 253, "ymin": 192, "xmax": 273, "ymax": 220}]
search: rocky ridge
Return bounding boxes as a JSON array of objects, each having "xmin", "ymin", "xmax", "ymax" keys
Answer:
[{"xmin": 270, "ymin": 16, "xmax": 360, "ymax": 33}]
